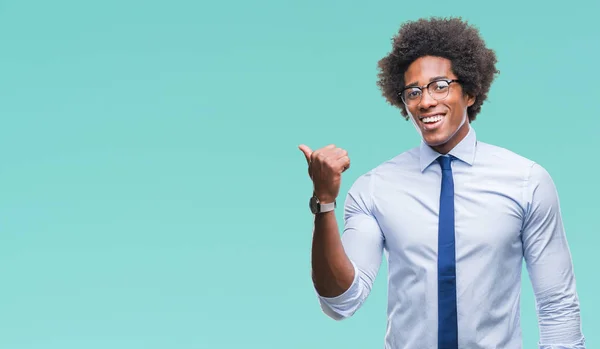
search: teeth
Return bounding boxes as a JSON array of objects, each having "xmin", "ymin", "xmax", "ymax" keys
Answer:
[{"xmin": 422, "ymin": 115, "xmax": 443, "ymax": 123}]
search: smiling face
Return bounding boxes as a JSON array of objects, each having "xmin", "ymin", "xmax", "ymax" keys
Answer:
[{"xmin": 402, "ymin": 56, "xmax": 475, "ymax": 154}]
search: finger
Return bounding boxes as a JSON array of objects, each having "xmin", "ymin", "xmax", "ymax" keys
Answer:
[
  {"xmin": 317, "ymin": 146, "xmax": 345, "ymax": 161},
  {"xmin": 333, "ymin": 148, "xmax": 348, "ymax": 160},
  {"xmin": 311, "ymin": 144, "xmax": 335, "ymax": 162},
  {"xmin": 337, "ymin": 156, "xmax": 350, "ymax": 172},
  {"xmin": 298, "ymin": 144, "xmax": 313, "ymax": 164}
]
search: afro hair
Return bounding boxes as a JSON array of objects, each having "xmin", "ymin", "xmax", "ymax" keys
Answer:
[{"xmin": 376, "ymin": 17, "xmax": 500, "ymax": 122}]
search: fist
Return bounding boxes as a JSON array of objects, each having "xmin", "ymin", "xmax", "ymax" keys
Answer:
[{"xmin": 298, "ymin": 144, "xmax": 350, "ymax": 204}]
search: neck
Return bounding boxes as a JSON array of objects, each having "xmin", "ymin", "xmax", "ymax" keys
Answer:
[{"xmin": 431, "ymin": 121, "xmax": 470, "ymax": 155}]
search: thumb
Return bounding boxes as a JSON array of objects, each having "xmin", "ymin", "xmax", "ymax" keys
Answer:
[{"xmin": 298, "ymin": 144, "xmax": 313, "ymax": 164}]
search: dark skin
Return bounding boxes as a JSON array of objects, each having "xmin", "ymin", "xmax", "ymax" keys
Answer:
[
  {"xmin": 298, "ymin": 144, "xmax": 353, "ymax": 297},
  {"xmin": 299, "ymin": 56, "xmax": 475, "ymax": 298},
  {"xmin": 404, "ymin": 56, "xmax": 475, "ymax": 154}
]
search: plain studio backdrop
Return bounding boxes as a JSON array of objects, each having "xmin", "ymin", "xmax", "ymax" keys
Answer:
[{"xmin": 0, "ymin": 0, "xmax": 597, "ymax": 348}]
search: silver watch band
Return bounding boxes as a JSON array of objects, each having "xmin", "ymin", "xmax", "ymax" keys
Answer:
[
  {"xmin": 310, "ymin": 195, "xmax": 337, "ymax": 214},
  {"xmin": 319, "ymin": 201, "xmax": 336, "ymax": 213}
]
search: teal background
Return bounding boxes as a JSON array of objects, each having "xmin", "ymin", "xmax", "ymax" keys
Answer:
[{"xmin": 0, "ymin": 0, "xmax": 597, "ymax": 348}]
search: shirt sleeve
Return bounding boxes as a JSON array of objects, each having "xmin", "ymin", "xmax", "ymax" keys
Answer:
[
  {"xmin": 317, "ymin": 170, "xmax": 385, "ymax": 320},
  {"xmin": 521, "ymin": 163, "xmax": 586, "ymax": 349}
]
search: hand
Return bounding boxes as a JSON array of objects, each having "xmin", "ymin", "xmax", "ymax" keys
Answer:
[{"xmin": 298, "ymin": 144, "xmax": 350, "ymax": 204}]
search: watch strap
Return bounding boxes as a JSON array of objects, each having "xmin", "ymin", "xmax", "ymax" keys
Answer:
[
  {"xmin": 318, "ymin": 201, "xmax": 336, "ymax": 213},
  {"xmin": 310, "ymin": 195, "xmax": 337, "ymax": 214}
]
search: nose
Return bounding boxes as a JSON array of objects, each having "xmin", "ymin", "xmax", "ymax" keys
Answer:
[{"xmin": 419, "ymin": 90, "xmax": 438, "ymax": 110}]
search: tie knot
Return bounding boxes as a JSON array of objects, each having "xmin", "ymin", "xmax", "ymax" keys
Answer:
[{"xmin": 437, "ymin": 155, "xmax": 453, "ymax": 170}]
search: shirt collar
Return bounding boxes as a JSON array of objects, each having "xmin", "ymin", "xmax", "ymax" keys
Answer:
[{"xmin": 419, "ymin": 124, "xmax": 477, "ymax": 172}]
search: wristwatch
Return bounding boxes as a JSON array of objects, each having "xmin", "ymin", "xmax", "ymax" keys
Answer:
[{"xmin": 309, "ymin": 195, "xmax": 336, "ymax": 214}]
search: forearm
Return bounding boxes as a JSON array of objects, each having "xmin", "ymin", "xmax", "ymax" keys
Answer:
[
  {"xmin": 311, "ymin": 211, "xmax": 355, "ymax": 298},
  {"xmin": 537, "ymin": 288, "xmax": 584, "ymax": 348},
  {"xmin": 531, "ymin": 260, "xmax": 585, "ymax": 348},
  {"xmin": 522, "ymin": 164, "xmax": 586, "ymax": 348}
]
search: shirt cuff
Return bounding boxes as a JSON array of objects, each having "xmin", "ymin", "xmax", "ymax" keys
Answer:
[
  {"xmin": 316, "ymin": 261, "xmax": 362, "ymax": 320},
  {"xmin": 538, "ymin": 336, "xmax": 586, "ymax": 349}
]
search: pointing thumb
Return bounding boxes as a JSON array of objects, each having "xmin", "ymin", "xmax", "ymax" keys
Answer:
[{"xmin": 298, "ymin": 144, "xmax": 312, "ymax": 164}]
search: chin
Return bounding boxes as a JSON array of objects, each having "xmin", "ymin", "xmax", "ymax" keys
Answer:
[{"xmin": 422, "ymin": 132, "xmax": 452, "ymax": 147}]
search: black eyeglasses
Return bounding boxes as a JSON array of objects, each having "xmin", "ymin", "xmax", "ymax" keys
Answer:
[{"xmin": 399, "ymin": 79, "xmax": 460, "ymax": 106}]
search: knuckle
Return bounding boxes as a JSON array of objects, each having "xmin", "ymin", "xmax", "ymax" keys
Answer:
[{"xmin": 311, "ymin": 151, "xmax": 320, "ymax": 161}]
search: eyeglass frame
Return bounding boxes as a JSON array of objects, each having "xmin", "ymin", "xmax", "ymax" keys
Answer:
[{"xmin": 399, "ymin": 79, "xmax": 461, "ymax": 106}]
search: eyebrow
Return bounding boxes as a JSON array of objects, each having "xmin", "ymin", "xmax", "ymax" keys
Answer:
[{"xmin": 405, "ymin": 76, "xmax": 449, "ymax": 88}]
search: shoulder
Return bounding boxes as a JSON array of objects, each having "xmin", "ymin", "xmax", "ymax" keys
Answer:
[
  {"xmin": 344, "ymin": 147, "xmax": 419, "ymax": 213},
  {"xmin": 476, "ymin": 140, "xmax": 557, "ymax": 200},
  {"xmin": 475, "ymin": 140, "xmax": 553, "ymax": 179},
  {"xmin": 476, "ymin": 141, "xmax": 536, "ymax": 169},
  {"xmin": 348, "ymin": 146, "xmax": 420, "ymax": 193}
]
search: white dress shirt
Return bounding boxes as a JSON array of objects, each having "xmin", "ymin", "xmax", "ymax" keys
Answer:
[{"xmin": 317, "ymin": 126, "xmax": 585, "ymax": 349}]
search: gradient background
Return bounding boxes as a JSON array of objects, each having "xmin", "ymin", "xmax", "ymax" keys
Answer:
[{"xmin": 0, "ymin": 0, "xmax": 597, "ymax": 348}]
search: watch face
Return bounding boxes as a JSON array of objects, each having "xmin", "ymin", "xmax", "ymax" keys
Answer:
[{"xmin": 309, "ymin": 196, "xmax": 319, "ymax": 214}]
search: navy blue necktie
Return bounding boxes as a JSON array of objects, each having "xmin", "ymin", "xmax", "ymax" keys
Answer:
[{"xmin": 437, "ymin": 155, "xmax": 458, "ymax": 349}]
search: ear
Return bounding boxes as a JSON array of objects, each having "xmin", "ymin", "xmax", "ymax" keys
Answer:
[{"xmin": 466, "ymin": 94, "xmax": 476, "ymax": 107}]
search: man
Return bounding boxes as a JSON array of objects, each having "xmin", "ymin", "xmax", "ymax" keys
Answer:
[{"xmin": 298, "ymin": 17, "xmax": 585, "ymax": 349}]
